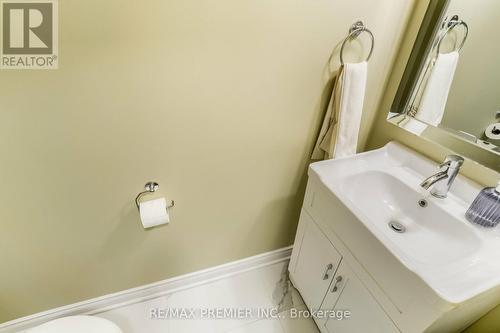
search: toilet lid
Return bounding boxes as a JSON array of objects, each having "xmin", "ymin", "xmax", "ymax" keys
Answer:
[{"xmin": 27, "ymin": 316, "xmax": 122, "ymax": 333}]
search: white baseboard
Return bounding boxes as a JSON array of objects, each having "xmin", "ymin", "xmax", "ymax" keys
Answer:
[{"xmin": 0, "ymin": 246, "xmax": 292, "ymax": 333}]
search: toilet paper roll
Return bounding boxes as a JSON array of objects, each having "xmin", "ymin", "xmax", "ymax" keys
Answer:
[
  {"xmin": 139, "ymin": 198, "xmax": 170, "ymax": 229},
  {"xmin": 485, "ymin": 123, "xmax": 500, "ymax": 140}
]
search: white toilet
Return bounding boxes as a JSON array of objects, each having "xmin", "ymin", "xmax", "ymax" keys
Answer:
[{"xmin": 26, "ymin": 316, "xmax": 122, "ymax": 333}]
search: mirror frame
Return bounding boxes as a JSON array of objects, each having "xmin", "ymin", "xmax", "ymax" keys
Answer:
[{"xmin": 390, "ymin": 0, "xmax": 449, "ymax": 115}]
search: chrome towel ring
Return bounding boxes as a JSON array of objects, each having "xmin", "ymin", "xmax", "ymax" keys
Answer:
[
  {"xmin": 340, "ymin": 21, "xmax": 375, "ymax": 65},
  {"xmin": 436, "ymin": 15, "xmax": 468, "ymax": 54}
]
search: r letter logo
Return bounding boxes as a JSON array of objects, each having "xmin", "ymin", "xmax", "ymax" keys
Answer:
[{"xmin": 1, "ymin": 0, "xmax": 58, "ymax": 69}]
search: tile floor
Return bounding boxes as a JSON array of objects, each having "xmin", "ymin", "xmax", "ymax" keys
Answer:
[{"xmin": 96, "ymin": 261, "xmax": 319, "ymax": 333}]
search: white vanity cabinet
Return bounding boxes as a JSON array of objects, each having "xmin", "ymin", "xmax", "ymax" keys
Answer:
[
  {"xmin": 289, "ymin": 210, "xmax": 398, "ymax": 333},
  {"xmin": 289, "ymin": 143, "xmax": 500, "ymax": 333},
  {"xmin": 288, "ymin": 211, "xmax": 342, "ymax": 310},
  {"xmin": 321, "ymin": 261, "xmax": 399, "ymax": 333}
]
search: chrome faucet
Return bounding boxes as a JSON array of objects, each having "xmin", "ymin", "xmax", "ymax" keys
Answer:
[{"xmin": 420, "ymin": 155, "xmax": 464, "ymax": 198}]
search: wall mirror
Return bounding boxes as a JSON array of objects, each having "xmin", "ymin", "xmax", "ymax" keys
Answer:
[{"xmin": 388, "ymin": 0, "xmax": 500, "ymax": 171}]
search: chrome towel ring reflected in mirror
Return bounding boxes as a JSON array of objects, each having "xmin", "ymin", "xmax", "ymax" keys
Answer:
[
  {"xmin": 436, "ymin": 15, "xmax": 469, "ymax": 54},
  {"xmin": 340, "ymin": 21, "xmax": 375, "ymax": 65}
]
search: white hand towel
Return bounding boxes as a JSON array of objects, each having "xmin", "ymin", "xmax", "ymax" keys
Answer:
[
  {"xmin": 312, "ymin": 62, "xmax": 367, "ymax": 159},
  {"xmin": 416, "ymin": 51, "xmax": 459, "ymax": 126}
]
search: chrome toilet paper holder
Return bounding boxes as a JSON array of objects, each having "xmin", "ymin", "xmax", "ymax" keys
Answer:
[{"xmin": 135, "ymin": 181, "xmax": 175, "ymax": 210}]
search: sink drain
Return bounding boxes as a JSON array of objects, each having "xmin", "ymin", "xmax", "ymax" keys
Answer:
[
  {"xmin": 418, "ymin": 199, "xmax": 428, "ymax": 208},
  {"xmin": 388, "ymin": 221, "xmax": 406, "ymax": 233}
]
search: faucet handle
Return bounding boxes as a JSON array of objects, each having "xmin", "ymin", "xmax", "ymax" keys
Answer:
[{"xmin": 439, "ymin": 155, "xmax": 464, "ymax": 169}]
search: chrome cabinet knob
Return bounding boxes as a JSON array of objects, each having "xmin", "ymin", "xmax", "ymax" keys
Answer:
[
  {"xmin": 322, "ymin": 263, "xmax": 334, "ymax": 280},
  {"xmin": 331, "ymin": 275, "xmax": 343, "ymax": 292}
]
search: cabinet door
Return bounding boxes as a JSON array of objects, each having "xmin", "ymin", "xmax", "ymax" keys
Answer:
[
  {"xmin": 290, "ymin": 210, "xmax": 342, "ymax": 310},
  {"xmin": 321, "ymin": 262, "xmax": 399, "ymax": 333}
]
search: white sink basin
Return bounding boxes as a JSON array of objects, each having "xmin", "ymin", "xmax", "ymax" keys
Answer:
[
  {"xmin": 309, "ymin": 141, "xmax": 500, "ymax": 303},
  {"xmin": 341, "ymin": 170, "xmax": 481, "ymax": 265}
]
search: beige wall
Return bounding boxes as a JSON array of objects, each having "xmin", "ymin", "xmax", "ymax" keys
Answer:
[
  {"xmin": 0, "ymin": 0, "xmax": 415, "ymax": 322},
  {"xmin": 465, "ymin": 305, "xmax": 500, "ymax": 332}
]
